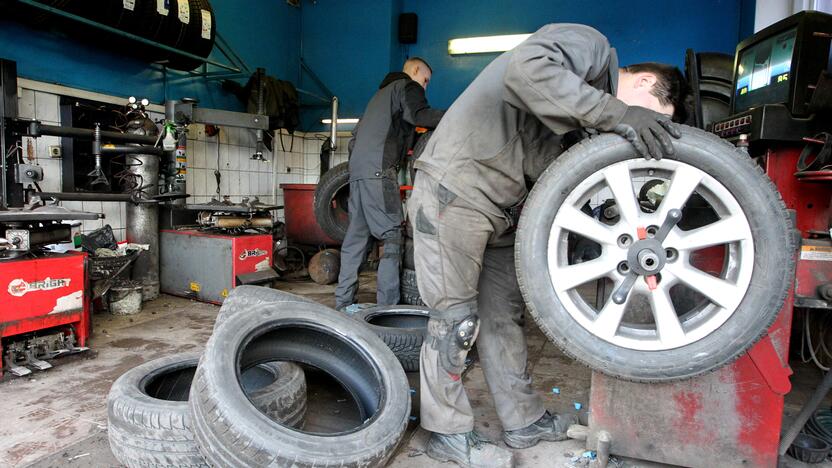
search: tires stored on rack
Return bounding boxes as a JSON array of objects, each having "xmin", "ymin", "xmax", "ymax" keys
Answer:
[
  {"xmin": 107, "ymin": 353, "xmax": 306, "ymax": 467},
  {"xmin": 354, "ymin": 305, "xmax": 430, "ymax": 371},
  {"xmin": 189, "ymin": 295, "xmax": 410, "ymax": 467},
  {"xmin": 314, "ymin": 161, "xmax": 351, "ymax": 243},
  {"xmin": 400, "ymin": 268, "xmax": 425, "ymax": 306},
  {"xmin": 516, "ymin": 126, "xmax": 794, "ymax": 382}
]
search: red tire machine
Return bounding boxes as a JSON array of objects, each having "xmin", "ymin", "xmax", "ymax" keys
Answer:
[
  {"xmin": 160, "ymin": 197, "xmax": 280, "ymax": 304},
  {"xmin": 586, "ymin": 12, "xmax": 832, "ymax": 468},
  {"xmin": 0, "ymin": 206, "xmax": 101, "ymax": 378}
]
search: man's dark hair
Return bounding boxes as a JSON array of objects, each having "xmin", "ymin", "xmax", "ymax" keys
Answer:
[
  {"xmin": 404, "ymin": 56, "xmax": 433, "ymax": 74},
  {"xmin": 625, "ymin": 62, "xmax": 690, "ymax": 123}
]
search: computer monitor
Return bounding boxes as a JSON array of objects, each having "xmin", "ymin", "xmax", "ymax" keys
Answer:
[{"xmin": 731, "ymin": 11, "xmax": 832, "ymax": 116}]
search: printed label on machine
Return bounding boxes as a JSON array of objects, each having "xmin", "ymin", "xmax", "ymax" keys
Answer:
[
  {"xmin": 201, "ymin": 10, "xmax": 212, "ymax": 39},
  {"xmin": 8, "ymin": 277, "xmax": 71, "ymax": 297},
  {"xmin": 157, "ymin": 0, "xmax": 169, "ymax": 15},
  {"xmin": 123, "ymin": 0, "xmax": 135, "ymax": 11},
  {"xmin": 190, "ymin": 281, "xmax": 201, "ymax": 292},
  {"xmin": 178, "ymin": 1, "xmax": 190, "ymax": 24},
  {"xmin": 239, "ymin": 248, "xmax": 267, "ymax": 260},
  {"xmin": 800, "ymin": 245, "xmax": 832, "ymax": 261}
]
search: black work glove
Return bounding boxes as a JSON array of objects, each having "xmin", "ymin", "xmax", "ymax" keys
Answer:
[{"xmin": 614, "ymin": 106, "xmax": 681, "ymax": 160}]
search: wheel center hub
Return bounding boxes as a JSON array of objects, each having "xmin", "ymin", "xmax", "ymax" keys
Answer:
[{"xmin": 627, "ymin": 239, "xmax": 666, "ymax": 276}]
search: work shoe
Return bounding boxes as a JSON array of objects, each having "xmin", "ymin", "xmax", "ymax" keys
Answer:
[
  {"xmin": 425, "ymin": 431, "xmax": 514, "ymax": 468},
  {"xmin": 503, "ymin": 411, "xmax": 578, "ymax": 449}
]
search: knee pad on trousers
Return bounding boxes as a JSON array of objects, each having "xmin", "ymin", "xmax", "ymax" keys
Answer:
[{"xmin": 430, "ymin": 314, "xmax": 480, "ymax": 376}]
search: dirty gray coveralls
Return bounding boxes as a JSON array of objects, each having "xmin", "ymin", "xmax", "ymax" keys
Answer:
[
  {"xmin": 335, "ymin": 72, "xmax": 443, "ymax": 310},
  {"xmin": 410, "ymin": 24, "xmax": 628, "ymax": 434}
]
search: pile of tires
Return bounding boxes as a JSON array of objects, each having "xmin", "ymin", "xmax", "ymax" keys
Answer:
[
  {"xmin": 314, "ymin": 162, "xmax": 351, "ymax": 243},
  {"xmin": 108, "ymin": 286, "xmax": 411, "ymax": 467}
]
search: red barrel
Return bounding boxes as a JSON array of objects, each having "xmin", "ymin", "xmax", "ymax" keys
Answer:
[{"xmin": 280, "ymin": 184, "xmax": 339, "ymax": 246}]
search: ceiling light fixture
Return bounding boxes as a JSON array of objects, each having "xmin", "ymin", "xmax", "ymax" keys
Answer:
[
  {"xmin": 448, "ymin": 33, "xmax": 531, "ymax": 55},
  {"xmin": 321, "ymin": 118, "xmax": 359, "ymax": 124}
]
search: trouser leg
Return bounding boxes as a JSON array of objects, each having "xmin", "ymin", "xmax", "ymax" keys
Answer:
[
  {"xmin": 362, "ymin": 178, "xmax": 405, "ymax": 306},
  {"xmin": 410, "ymin": 174, "xmax": 493, "ymax": 434},
  {"xmin": 476, "ymin": 246, "xmax": 545, "ymax": 431},
  {"xmin": 335, "ymin": 181, "xmax": 372, "ymax": 310}
]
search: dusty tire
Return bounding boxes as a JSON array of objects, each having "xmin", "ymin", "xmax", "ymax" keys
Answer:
[
  {"xmin": 400, "ymin": 268, "xmax": 425, "ymax": 306},
  {"xmin": 214, "ymin": 286, "xmax": 315, "ymax": 329},
  {"xmin": 313, "ymin": 162, "xmax": 350, "ymax": 242},
  {"xmin": 516, "ymin": 126, "xmax": 795, "ymax": 382},
  {"xmin": 403, "ymin": 237, "xmax": 415, "ymax": 270},
  {"xmin": 355, "ymin": 305, "xmax": 430, "ymax": 372},
  {"xmin": 107, "ymin": 354, "xmax": 306, "ymax": 467},
  {"xmin": 189, "ymin": 300, "xmax": 410, "ymax": 467}
]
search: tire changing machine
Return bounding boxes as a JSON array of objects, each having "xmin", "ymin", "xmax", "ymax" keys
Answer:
[{"xmin": 586, "ymin": 12, "xmax": 832, "ymax": 467}]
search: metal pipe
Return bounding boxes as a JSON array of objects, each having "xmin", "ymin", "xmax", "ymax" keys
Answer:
[
  {"xmin": 31, "ymin": 123, "xmax": 158, "ymax": 145},
  {"xmin": 254, "ymin": 68, "xmax": 265, "ymax": 158},
  {"xmin": 16, "ymin": 0, "xmax": 240, "ymax": 72},
  {"xmin": 778, "ymin": 368, "xmax": 832, "ymax": 455},
  {"xmin": 101, "ymin": 144, "xmax": 164, "ymax": 155},
  {"xmin": 39, "ymin": 192, "xmax": 134, "ymax": 202},
  {"xmin": 296, "ymin": 88, "xmax": 331, "ymax": 104},
  {"xmin": 330, "ymin": 96, "xmax": 339, "ymax": 151}
]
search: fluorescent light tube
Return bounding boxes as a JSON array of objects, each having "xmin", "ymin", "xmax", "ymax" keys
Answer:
[
  {"xmin": 448, "ymin": 34, "xmax": 532, "ymax": 55},
  {"xmin": 321, "ymin": 118, "xmax": 360, "ymax": 124}
]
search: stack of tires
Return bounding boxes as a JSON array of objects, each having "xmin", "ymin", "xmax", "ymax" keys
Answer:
[{"xmin": 107, "ymin": 286, "xmax": 412, "ymax": 467}]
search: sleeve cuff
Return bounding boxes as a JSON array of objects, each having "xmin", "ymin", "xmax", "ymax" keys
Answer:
[{"xmin": 592, "ymin": 96, "xmax": 628, "ymax": 131}]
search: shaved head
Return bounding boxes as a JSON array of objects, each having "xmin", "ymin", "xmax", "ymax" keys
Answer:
[{"xmin": 403, "ymin": 57, "xmax": 432, "ymax": 90}]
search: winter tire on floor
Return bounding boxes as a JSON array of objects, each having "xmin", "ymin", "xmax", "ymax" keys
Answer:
[
  {"xmin": 314, "ymin": 161, "xmax": 350, "ymax": 242},
  {"xmin": 189, "ymin": 294, "xmax": 411, "ymax": 467},
  {"xmin": 516, "ymin": 127, "xmax": 795, "ymax": 382},
  {"xmin": 355, "ymin": 305, "xmax": 430, "ymax": 371},
  {"xmin": 214, "ymin": 285, "xmax": 314, "ymax": 329},
  {"xmin": 401, "ymin": 268, "xmax": 425, "ymax": 306},
  {"xmin": 107, "ymin": 353, "xmax": 307, "ymax": 468}
]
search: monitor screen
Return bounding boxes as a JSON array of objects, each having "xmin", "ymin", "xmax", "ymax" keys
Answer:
[{"xmin": 734, "ymin": 27, "xmax": 797, "ymax": 112}]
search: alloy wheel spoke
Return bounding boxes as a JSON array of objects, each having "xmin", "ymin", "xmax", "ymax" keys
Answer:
[
  {"xmin": 554, "ymin": 205, "xmax": 617, "ymax": 245},
  {"xmin": 665, "ymin": 262, "xmax": 740, "ymax": 309},
  {"xmin": 649, "ymin": 282, "xmax": 686, "ymax": 345},
  {"xmin": 602, "ymin": 164, "xmax": 641, "ymax": 227},
  {"xmin": 673, "ymin": 215, "xmax": 751, "ymax": 251},
  {"xmin": 657, "ymin": 165, "xmax": 702, "ymax": 219},
  {"xmin": 554, "ymin": 256, "xmax": 619, "ymax": 292},
  {"xmin": 592, "ymin": 294, "xmax": 629, "ymax": 340}
]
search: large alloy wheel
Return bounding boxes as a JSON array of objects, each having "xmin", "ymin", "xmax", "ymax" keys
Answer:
[{"xmin": 516, "ymin": 127, "xmax": 795, "ymax": 382}]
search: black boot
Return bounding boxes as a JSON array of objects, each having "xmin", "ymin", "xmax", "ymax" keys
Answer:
[{"xmin": 503, "ymin": 411, "xmax": 577, "ymax": 449}]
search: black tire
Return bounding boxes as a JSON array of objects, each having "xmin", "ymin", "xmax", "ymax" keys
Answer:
[
  {"xmin": 406, "ymin": 371, "xmax": 420, "ymax": 417},
  {"xmin": 409, "ymin": 130, "xmax": 432, "ymax": 183},
  {"xmin": 189, "ymin": 298, "xmax": 410, "ymax": 467},
  {"xmin": 355, "ymin": 305, "xmax": 430, "ymax": 372},
  {"xmin": 314, "ymin": 162, "xmax": 350, "ymax": 243},
  {"xmin": 107, "ymin": 354, "xmax": 306, "ymax": 467},
  {"xmin": 516, "ymin": 126, "xmax": 795, "ymax": 382},
  {"xmin": 400, "ymin": 268, "xmax": 425, "ymax": 306}
]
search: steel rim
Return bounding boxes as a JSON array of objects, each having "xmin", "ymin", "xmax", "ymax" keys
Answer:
[{"xmin": 546, "ymin": 158, "xmax": 754, "ymax": 351}]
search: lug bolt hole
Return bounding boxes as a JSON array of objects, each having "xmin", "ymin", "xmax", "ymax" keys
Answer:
[
  {"xmin": 617, "ymin": 261, "xmax": 630, "ymax": 274},
  {"xmin": 665, "ymin": 248, "xmax": 678, "ymax": 262},
  {"xmin": 646, "ymin": 226, "xmax": 658, "ymax": 237},
  {"xmin": 617, "ymin": 234, "xmax": 633, "ymax": 248}
]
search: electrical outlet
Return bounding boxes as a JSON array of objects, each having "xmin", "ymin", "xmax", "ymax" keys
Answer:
[{"xmin": 49, "ymin": 145, "xmax": 62, "ymax": 158}]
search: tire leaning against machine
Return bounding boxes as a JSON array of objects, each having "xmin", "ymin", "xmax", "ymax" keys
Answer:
[
  {"xmin": 313, "ymin": 161, "xmax": 351, "ymax": 243},
  {"xmin": 107, "ymin": 354, "xmax": 306, "ymax": 468},
  {"xmin": 354, "ymin": 305, "xmax": 430, "ymax": 372},
  {"xmin": 189, "ymin": 295, "xmax": 410, "ymax": 467},
  {"xmin": 515, "ymin": 126, "xmax": 795, "ymax": 382}
]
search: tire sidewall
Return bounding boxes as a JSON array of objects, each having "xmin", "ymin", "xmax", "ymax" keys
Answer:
[{"xmin": 517, "ymin": 128, "xmax": 794, "ymax": 381}]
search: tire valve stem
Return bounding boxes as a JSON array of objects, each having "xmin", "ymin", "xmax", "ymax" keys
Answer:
[{"xmin": 645, "ymin": 275, "xmax": 658, "ymax": 290}]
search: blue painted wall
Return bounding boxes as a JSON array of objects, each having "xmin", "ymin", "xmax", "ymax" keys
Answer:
[
  {"xmin": 300, "ymin": 0, "xmax": 754, "ymax": 131},
  {"xmin": 0, "ymin": 0, "xmax": 301, "ymax": 111}
]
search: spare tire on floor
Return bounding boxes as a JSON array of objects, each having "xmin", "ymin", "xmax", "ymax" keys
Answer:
[
  {"xmin": 107, "ymin": 353, "xmax": 306, "ymax": 468},
  {"xmin": 516, "ymin": 126, "xmax": 795, "ymax": 382},
  {"xmin": 313, "ymin": 162, "xmax": 350, "ymax": 243},
  {"xmin": 214, "ymin": 285, "xmax": 315, "ymax": 329},
  {"xmin": 401, "ymin": 268, "xmax": 425, "ymax": 306},
  {"xmin": 189, "ymin": 288, "xmax": 410, "ymax": 467},
  {"xmin": 355, "ymin": 305, "xmax": 430, "ymax": 371}
]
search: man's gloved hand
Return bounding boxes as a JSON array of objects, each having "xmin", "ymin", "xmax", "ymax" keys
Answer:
[{"xmin": 614, "ymin": 106, "xmax": 681, "ymax": 160}]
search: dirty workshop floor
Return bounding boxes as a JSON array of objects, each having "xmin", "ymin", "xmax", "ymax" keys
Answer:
[{"xmin": 1, "ymin": 273, "xmax": 830, "ymax": 468}]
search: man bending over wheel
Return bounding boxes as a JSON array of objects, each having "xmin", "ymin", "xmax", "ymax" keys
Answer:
[{"xmin": 410, "ymin": 23, "xmax": 688, "ymax": 467}]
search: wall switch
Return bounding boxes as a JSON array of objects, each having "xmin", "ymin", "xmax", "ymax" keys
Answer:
[{"xmin": 49, "ymin": 145, "xmax": 62, "ymax": 158}]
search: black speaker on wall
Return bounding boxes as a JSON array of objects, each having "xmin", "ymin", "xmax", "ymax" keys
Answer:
[{"xmin": 399, "ymin": 13, "xmax": 418, "ymax": 44}]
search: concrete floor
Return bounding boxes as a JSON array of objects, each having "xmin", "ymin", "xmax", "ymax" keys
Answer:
[{"xmin": 1, "ymin": 273, "xmax": 830, "ymax": 467}]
